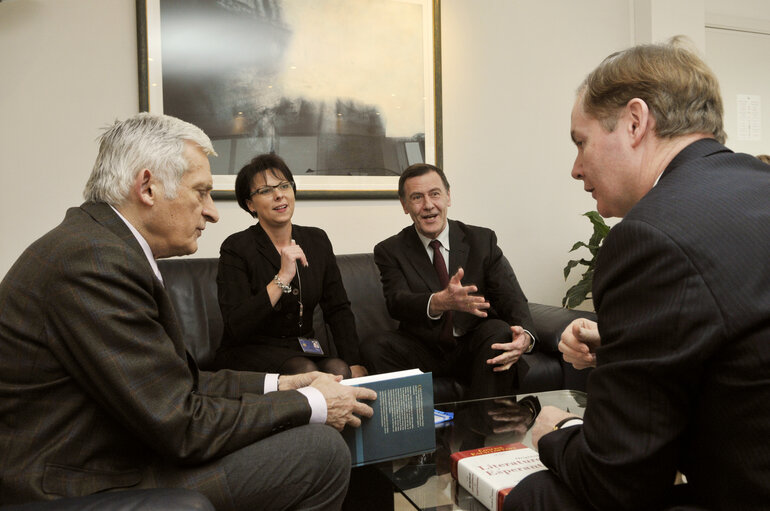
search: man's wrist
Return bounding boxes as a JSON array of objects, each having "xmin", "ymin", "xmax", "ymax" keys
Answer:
[
  {"xmin": 524, "ymin": 331, "xmax": 536, "ymax": 353},
  {"xmin": 427, "ymin": 292, "xmax": 443, "ymax": 319},
  {"xmin": 553, "ymin": 417, "xmax": 583, "ymax": 430}
]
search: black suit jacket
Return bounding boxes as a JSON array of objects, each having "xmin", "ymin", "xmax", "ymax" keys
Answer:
[
  {"xmin": 217, "ymin": 223, "xmax": 361, "ymax": 365},
  {"xmin": 373, "ymin": 220, "xmax": 534, "ymax": 346},
  {"xmin": 539, "ymin": 139, "xmax": 770, "ymax": 510},
  {"xmin": 0, "ymin": 203, "xmax": 312, "ymax": 505}
]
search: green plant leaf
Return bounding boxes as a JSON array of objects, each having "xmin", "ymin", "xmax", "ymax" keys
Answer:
[
  {"xmin": 563, "ymin": 259, "xmax": 580, "ymax": 279},
  {"xmin": 569, "ymin": 241, "xmax": 590, "ymax": 253},
  {"xmin": 563, "ymin": 278, "xmax": 593, "ymax": 309},
  {"xmin": 562, "ymin": 211, "xmax": 610, "ymax": 308}
]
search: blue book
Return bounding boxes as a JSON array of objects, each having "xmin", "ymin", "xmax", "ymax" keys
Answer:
[{"xmin": 340, "ymin": 369, "xmax": 435, "ymax": 467}]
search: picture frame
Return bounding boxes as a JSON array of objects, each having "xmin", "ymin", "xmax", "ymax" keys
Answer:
[{"xmin": 136, "ymin": 0, "xmax": 442, "ymax": 200}]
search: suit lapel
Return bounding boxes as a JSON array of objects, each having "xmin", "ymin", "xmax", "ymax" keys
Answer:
[
  {"xmin": 402, "ymin": 227, "xmax": 442, "ymax": 291},
  {"xmin": 448, "ymin": 220, "xmax": 469, "ymax": 277},
  {"xmin": 252, "ymin": 222, "xmax": 282, "ymax": 271}
]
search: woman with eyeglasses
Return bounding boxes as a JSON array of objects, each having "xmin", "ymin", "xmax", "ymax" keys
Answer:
[{"xmin": 214, "ymin": 153, "xmax": 368, "ymax": 379}]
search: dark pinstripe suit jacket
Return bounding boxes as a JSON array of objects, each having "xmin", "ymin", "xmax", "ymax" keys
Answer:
[
  {"xmin": 539, "ymin": 139, "xmax": 770, "ymax": 510},
  {"xmin": 373, "ymin": 220, "xmax": 534, "ymax": 345},
  {"xmin": 0, "ymin": 202, "xmax": 311, "ymax": 505}
]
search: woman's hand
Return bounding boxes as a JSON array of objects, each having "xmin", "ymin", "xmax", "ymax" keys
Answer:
[{"xmin": 276, "ymin": 240, "xmax": 308, "ymax": 284}]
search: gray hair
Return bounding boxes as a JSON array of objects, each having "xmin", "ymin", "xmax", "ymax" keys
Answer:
[{"xmin": 83, "ymin": 112, "xmax": 216, "ymax": 205}]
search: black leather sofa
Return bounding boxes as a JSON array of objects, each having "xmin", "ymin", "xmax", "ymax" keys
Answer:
[{"xmin": 157, "ymin": 253, "xmax": 595, "ymax": 401}]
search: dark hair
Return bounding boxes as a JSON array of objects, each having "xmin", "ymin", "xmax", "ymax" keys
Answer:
[
  {"xmin": 235, "ymin": 153, "xmax": 296, "ymax": 218},
  {"xmin": 398, "ymin": 163, "xmax": 450, "ymax": 199}
]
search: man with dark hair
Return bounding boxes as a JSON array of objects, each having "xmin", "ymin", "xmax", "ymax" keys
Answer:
[
  {"xmin": 363, "ymin": 163, "xmax": 536, "ymax": 399},
  {"xmin": 506, "ymin": 39, "xmax": 770, "ymax": 510},
  {"xmin": 0, "ymin": 113, "xmax": 376, "ymax": 510}
]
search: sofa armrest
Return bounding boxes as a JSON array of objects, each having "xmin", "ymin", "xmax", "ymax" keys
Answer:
[{"xmin": 528, "ymin": 303, "xmax": 596, "ymax": 353}]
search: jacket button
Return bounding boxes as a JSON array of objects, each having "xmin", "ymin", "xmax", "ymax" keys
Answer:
[{"xmin": 292, "ymin": 288, "xmax": 299, "ymax": 295}]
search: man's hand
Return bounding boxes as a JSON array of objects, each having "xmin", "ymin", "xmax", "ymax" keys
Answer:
[
  {"xmin": 429, "ymin": 267, "xmax": 490, "ymax": 317},
  {"xmin": 310, "ymin": 374, "xmax": 377, "ymax": 431},
  {"xmin": 350, "ymin": 365, "xmax": 368, "ymax": 378},
  {"xmin": 488, "ymin": 326, "xmax": 531, "ymax": 371},
  {"xmin": 559, "ymin": 318, "xmax": 600, "ymax": 369},
  {"xmin": 531, "ymin": 405, "xmax": 579, "ymax": 450},
  {"xmin": 278, "ymin": 371, "xmax": 333, "ymax": 391}
]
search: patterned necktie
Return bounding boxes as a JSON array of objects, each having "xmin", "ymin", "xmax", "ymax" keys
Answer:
[{"xmin": 429, "ymin": 240, "xmax": 454, "ymax": 348}]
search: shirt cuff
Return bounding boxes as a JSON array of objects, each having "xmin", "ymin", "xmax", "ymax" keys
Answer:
[
  {"xmin": 297, "ymin": 387, "xmax": 328, "ymax": 424},
  {"xmin": 264, "ymin": 373, "xmax": 279, "ymax": 392},
  {"xmin": 554, "ymin": 418, "xmax": 583, "ymax": 430},
  {"xmin": 426, "ymin": 293, "xmax": 442, "ymax": 320},
  {"xmin": 524, "ymin": 329, "xmax": 536, "ymax": 353}
]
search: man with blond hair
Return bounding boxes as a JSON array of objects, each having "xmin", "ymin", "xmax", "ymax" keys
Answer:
[
  {"xmin": 0, "ymin": 113, "xmax": 375, "ymax": 510},
  {"xmin": 506, "ymin": 39, "xmax": 770, "ymax": 510}
]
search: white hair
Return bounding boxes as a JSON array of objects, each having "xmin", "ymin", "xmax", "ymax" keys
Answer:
[{"xmin": 83, "ymin": 112, "xmax": 217, "ymax": 205}]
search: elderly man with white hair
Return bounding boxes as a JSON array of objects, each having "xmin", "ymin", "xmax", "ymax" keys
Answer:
[{"xmin": 0, "ymin": 113, "xmax": 375, "ymax": 511}]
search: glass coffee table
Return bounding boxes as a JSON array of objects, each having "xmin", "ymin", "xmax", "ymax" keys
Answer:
[{"xmin": 378, "ymin": 390, "xmax": 587, "ymax": 511}]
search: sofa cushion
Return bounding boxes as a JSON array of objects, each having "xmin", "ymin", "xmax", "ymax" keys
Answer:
[{"xmin": 157, "ymin": 258, "xmax": 222, "ymax": 368}]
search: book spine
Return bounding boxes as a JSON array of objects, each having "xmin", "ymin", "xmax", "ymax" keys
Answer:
[{"xmin": 458, "ymin": 462, "xmax": 508, "ymax": 511}]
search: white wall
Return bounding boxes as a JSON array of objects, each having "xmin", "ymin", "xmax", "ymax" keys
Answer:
[{"xmin": 2, "ymin": 0, "xmax": 770, "ymax": 306}]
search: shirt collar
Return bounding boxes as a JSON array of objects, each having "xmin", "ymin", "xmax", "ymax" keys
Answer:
[
  {"xmin": 415, "ymin": 222, "xmax": 451, "ymax": 252},
  {"xmin": 109, "ymin": 205, "xmax": 164, "ymax": 285}
]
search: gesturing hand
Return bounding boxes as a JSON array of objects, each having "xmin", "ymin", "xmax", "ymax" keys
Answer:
[
  {"xmin": 277, "ymin": 239, "xmax": 308, "ymax": 283},
  {"xmin": 559, "ymin": 318, "xmax": 600, "ymax": 369},
  {"xmin": 310, "ymin": 374, "xmax": 377, "ymax": 431},
  {"xmin": 488, "ymin": 326, "xmax": 531, "ymax": 371},
  {"xmin": 430, "ymin": 267, "xmax": 490, "ymax": 317}
]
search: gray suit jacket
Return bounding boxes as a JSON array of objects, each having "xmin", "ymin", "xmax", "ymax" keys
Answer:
[
  {"xmin": 0, "ymin": 202, "xmax": 311, "ymax": 505},
  {"xmin": 539, "ymin": 139, "xmax": 770, "ymax": 509},
  {"xmin": 373, "ymin": 220, "xmax": 534, "ymax": 345}
]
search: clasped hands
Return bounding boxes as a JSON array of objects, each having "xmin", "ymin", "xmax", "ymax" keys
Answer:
[
  {"xmin": 429, "ymin": 267, "xmax": 530, "ymax": 371},
  {"xmin": 279, "ymin": 372, "xmax": 376, "ymax": 431}
]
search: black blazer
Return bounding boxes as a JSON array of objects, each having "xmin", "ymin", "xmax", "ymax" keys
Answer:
[
  {"xmin": 373, "ymin": 219, "xmax": 534, "ymax": 346},
  {"xmin": 539, "ymin": 139, "xmax": 770, "ymax": 510},
  {"xmin": 217, "ymin": 223, "xmax": 362, "ymax": 365}
]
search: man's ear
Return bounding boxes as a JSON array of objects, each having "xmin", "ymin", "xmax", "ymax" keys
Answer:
[
  {"xmin": 626, "ymin": 98, "xmax": 650, "ymax": 147},
  {"xmin": 135, "ymin": 169, "xmax": 155, "ymax": 206},
  {"xmin": 400, "ymin": 198, "xmax": 409, "ymax": 214}
]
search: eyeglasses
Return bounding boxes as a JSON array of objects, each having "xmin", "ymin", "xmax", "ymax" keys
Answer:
[{"xmin": 250, "ymin": 181, "xmax": 294, "ymax": 198}]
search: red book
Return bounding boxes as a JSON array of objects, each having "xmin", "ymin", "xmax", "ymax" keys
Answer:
[{"xmin": 450, "ymin": 443, "xmax": 546, "ymax": 511}]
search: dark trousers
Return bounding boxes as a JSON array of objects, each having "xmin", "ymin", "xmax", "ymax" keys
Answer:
[{"xmin": 362, "ymin": 319, "xmax": 517, "ymax": 398}]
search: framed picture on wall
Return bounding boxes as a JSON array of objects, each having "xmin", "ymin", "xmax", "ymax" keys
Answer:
[{"xmin": 136, "ymin": 0, "xmax": 442, "ymax": 199}]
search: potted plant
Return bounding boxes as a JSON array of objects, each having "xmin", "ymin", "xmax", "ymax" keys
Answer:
[{"xmin": 562, "ymin": 211, "xmax": 610, "ymax": 309}]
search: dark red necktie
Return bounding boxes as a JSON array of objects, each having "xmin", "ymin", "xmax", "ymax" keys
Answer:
[{"xmin": 429, "ymin": 240, "xmax": 454, "ymax": 348}]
